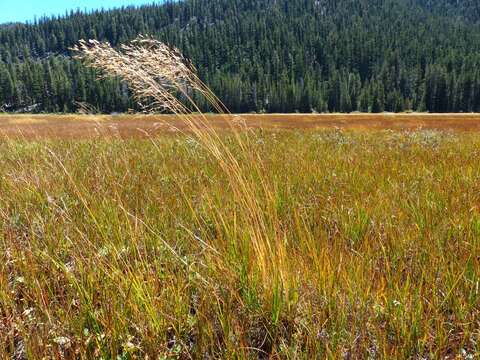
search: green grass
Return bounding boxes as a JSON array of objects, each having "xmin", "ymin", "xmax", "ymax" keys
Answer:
[{"xmin": 1, "ymin": 129, "xmax": 479, "ymax": 358}]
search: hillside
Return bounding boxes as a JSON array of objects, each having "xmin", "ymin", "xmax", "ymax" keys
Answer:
[{"xmin": 0, "ymin": 0, "xmax": 480, "ymax": 113}]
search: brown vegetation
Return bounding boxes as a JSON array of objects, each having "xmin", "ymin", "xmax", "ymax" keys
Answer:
[{"xmin": 0, "ymin": 113, "xmax": 480, "ymax": 139}]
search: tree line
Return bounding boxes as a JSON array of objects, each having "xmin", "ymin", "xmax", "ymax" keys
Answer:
[{"xmin": 1, "ymin": 0, "xmax": 480, "ymax": 113}]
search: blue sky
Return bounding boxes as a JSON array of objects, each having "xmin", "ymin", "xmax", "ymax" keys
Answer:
[{"xmin": 0, "ymin": 0, "xmax": 161, "ymax": 24}]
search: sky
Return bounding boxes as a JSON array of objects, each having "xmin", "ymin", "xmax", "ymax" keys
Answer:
[{"xmin": 0, "ymin": 0, "xmax": 161, "ymax": 24}]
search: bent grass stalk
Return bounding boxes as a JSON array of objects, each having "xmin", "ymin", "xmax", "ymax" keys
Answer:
[{"xmin": 72, "ymin": 36, "xmax": 294, "ymax": 318}]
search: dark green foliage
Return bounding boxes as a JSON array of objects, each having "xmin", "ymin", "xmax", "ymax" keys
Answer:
[{"xmin": 1, "ymin": 0, "xmax": 480, "ymax": 113}]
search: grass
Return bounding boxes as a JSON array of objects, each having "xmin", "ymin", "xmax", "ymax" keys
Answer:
[{"xmin": 1, "ymin": 128, "xmax": 479, "ymax": 358}]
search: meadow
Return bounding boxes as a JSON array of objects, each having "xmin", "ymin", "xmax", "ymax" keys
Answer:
[{"xmin": 1, "ymin": 125, "xmax": 479, "ymax": 358}]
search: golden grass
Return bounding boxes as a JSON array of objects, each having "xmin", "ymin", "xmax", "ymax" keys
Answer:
[
  {"xmin": 0, "ymin": 130, "xmax": 479, "ymax": 358},
  {"xmin": 72, "ymin": 36, "xmax": 298, "ymax": 330}
]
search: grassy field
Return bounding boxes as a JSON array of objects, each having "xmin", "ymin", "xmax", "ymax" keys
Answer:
[{"xmin": 1, "ymin": 120, "xmax": 480, "ymax": 358}]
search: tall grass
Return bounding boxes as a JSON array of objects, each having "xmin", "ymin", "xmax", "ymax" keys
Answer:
[
  {"xmin": 0, "ymin": 37, "xmax": 478, "ymax": 358},
  {"xmin": 0, "ymin": 130, "xmax": 479, "ymax": 358},
  {"xmin": 72, "ymin": 36, "xmax": 297, "ymax": 333}
]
